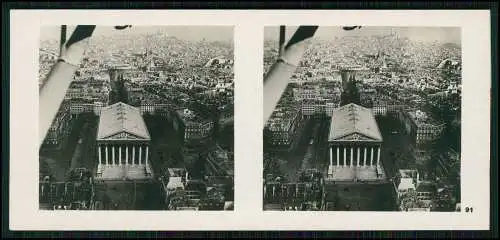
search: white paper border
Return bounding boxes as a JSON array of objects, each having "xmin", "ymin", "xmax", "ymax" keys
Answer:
[{"xmin": 9, "ymin": 10, "xmax": 491, "ymax": 230}]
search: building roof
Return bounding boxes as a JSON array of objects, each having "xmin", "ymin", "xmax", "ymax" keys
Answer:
[
  {"xmin": 266, "ymin": 108, "xmax": 298, "ymax": 131},
  {"xmin": 167, "ymin": 168, "xmax": 186, "ymax": 177},
  {"xmin": 328, "ymin": 103, "xmax": 383, "ymax": 142},
  {"xmin": 408, "ymin": 110, "xmax": 443, "ymax": 127},
  {"xmin": 176, "ymin": 108, "xmax": 210, "ymax": 124},
  {"xmin": 167, "ymin": 177, "xmax": 184, "ymax": 190},
  {"xmin": 399, "ymin": 169, "xmax": 419, "ymax": 179},
  {"xmin": 97, "ymin": 102, "xmax": 150, "ymax": 140},
  {"xmin": 398, "ymin": 178, "xmax": 416, "ymax": 191}
]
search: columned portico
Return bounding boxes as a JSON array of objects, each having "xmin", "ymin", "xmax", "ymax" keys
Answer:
[
  {"xmin": 97, "ymin": 143, "xmax": 150, "ymax": 168},
  {"xmin": 328, "ymin": 144, "xmax": 382, "ymax": 168}
]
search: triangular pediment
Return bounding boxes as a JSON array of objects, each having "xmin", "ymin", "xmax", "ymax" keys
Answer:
[
  {"xmin": 336, "ymin": 132, "xmax": 376, "ymax": 141},
  {"xmin": 102, "ymin": 131, "xmax": 146, "ymax": 140}
]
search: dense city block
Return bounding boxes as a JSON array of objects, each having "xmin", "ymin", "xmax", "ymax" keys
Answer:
[
  {"xmin": 39, "ymin": 26, "xmax": 234, "ymax": 211},
  {"xmin": 263, "ymin": 27, "xmax": 461, "ymax": 212}
]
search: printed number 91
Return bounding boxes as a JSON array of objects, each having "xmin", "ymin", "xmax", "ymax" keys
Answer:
[{"xmin": 465, "ymin": 207, "xmax": 473, "ymax": 213}]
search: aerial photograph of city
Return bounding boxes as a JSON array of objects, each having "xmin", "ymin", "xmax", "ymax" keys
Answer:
[
  {"xmin": 263, "ymin": 26, "xmax": 461, "ymax": 211},
  {"xmin": 38, "ymin": 25, "xmax": 234, "ymax": 211}
]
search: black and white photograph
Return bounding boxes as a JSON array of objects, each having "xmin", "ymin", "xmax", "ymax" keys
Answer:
[
  {"xmin": 38, "ymin": 25, "xmax": 234, "ymax": 211},
  {"xmin": 9, "ymin": 9, "xmax": 491, "ymax": 231},
  {"xmin": 263, "ymin": 26, "xmax": 462, "ymax": 211}
]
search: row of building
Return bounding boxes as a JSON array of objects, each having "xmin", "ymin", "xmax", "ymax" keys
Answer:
[
  {"xmin": 358, "ymin": 84, "xmax": 446, "ymax": 144},
  {"xmin": 395, "ymin": 169, "xmax": 459, "ymax": 212},
  {"xmin": 265, "ymin": 97, "xmax": 444, "ymax": 149},
  {"xmin": 43, "ymin": 101, "xmax": 73, "ymax": 147},
  {"xmin": 159, "ymin": 167, "xmax": 233, "ymax": 211},
  {"xmin": 44, "ymin": 98, "xmax": 216, "ymax": 147},
  {"xmin": 69, "ymin": 100, "xmax": 173, "ymax": 117},
  {"xmin": 398, "ymin": 110, "xmax": 445, "ymax": 144},
  {"xmin": 265, "ymin": 107, "xmax": 302, "ymax": 146},
  {"xmin": 172, "ymin": 108, "xmax": 215, "ymax": 143},
  {"xmin": 395, "ymin": 169, "xmax": 433, "ymax": 211},
  {"xmin": 64, "ymin": 79, "xmax": 110, "ymax": 103},
  {"xmin": 265, "ymin": 82, "xmax": 342, "ymax": 146}
]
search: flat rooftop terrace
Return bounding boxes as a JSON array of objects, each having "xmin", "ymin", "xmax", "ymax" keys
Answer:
[{"xmin": 326, "ymin": 166, "xmax": 386, "ymax": 182}]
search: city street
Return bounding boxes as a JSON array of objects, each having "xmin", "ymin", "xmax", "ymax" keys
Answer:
[
  {"xmin": 265, "ymin": 117, "xmax": 331, "ymax": 182},
  {"xmin": 312, "ymin": 118, "xmax": 331, "ymax": 174},
  {"xmin": 69, "ymin": 115, "xmax": 99, "ymax": 174},
  {"xmin": 275, "ymin": 118, "xmax": 315, "ymax": 181},
  {"xmin": 297, "ymin": 117, "xmax": 331, "ymax": 174},
  {"xmin": 39, "ymin": 115, "xmax": 92, "ymax": 181}
]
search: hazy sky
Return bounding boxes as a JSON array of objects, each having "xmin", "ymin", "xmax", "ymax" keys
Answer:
[
  {"xmin": 40, "ymin": 26, "xmax": 234, "ymax": 42},
  {"xmin": 264, "ymin": 26, "xmax": 461, "ymax": 45}
]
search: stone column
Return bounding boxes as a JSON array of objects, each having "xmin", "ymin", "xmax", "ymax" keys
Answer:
[
  {"xmin": 105, "ymin": 145, "xmax": 109, "ymax": 165},
  {"xmin": 98, "ymin": 145, "xmax": 102, "ymax": 165},
  {"xmin": 329, "ymin": 147, "xmax": 333, "ymax": 166},
  {"xmin": 370, "ymin": 147, "xmax": 374, "ymax": 167},
  {"xmin": 145, "ymin": 145, "xmax": 149, "ymax": 167},
  {"xmin": 132, "ymin": 145, "xmax": 135, "ymax": 165},
  {"xmin": 350, "ymin": 147, "xmax": 353, "ymax": 167},
  {"xmin": 112, "ymin": 145, "xmax": 115, "ymax": 165},
  {"xmin": 357, "ymin": 147, "xmax": 360, "ymax": 166},
  {"xmin": 343, "ymin": 146, "xmax": 346, "ymax": 167},
  {"xmin": 336, "ymin": 146, "xmax": 339, "ymax": 166},
  {"xmin": 126, "ymin": 145, "xmax": 129, "ymax": 165},
  {"xmin": 139, "ymin": 146, "xmax": 142, "ymax": 165},
  {"xmin": 377, "ymin": 146, "xmax": 381, "ymax": 167},
  {"xmin": 364, "ymin": 147, "xmax": 367, "ymax": 167},
  {"xmin": 119, "ymin": 146, "xmax": 122, "ymax": 166}
]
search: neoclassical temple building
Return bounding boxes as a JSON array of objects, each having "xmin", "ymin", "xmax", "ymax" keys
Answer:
[
  {"xmin": 327, "ymin": 103, "xmax": 386, "ymax": 182},
  {"xmin": 96, "ymin": 102, "xmax": 153, "ymax": 180}
]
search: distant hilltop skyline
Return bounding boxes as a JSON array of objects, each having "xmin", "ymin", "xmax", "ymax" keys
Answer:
[
  {"xmin": 40, "ymin": 26, "xmax": 234, "ymax": 43},
  {"xmin": 265, "ymin": 26, "xmax": 461, "ymax": 45}
]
